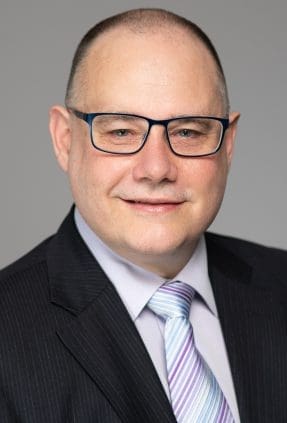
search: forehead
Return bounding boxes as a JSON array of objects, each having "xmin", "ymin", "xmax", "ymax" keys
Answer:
[{"xmin": 79, "ymin": 27, "xmax": 221, "ymax": 115}]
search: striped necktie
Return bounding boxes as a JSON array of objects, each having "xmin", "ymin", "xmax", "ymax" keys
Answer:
[{"xmin": 148, "ymin": 281, "xmax": 234, "ymax": 423}]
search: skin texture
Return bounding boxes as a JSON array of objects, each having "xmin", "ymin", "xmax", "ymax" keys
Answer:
[{"xmin": 49, "ymin": 27, "xmax": 240, "ymax": 278}]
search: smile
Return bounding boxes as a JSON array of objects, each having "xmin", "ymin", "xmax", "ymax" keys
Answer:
[{"xmin": 123, "ymin": 198, "xmax": 184, "ymax": 213}]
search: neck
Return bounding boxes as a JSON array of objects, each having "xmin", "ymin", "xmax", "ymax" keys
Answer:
[{"xmin": 115, "ymin": 242, "xmax": 198, "ymax": 279}]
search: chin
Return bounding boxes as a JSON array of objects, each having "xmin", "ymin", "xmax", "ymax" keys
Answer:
[{"xmin": 123, "ymin": 230, "xmax": 192, "ymax": 258}]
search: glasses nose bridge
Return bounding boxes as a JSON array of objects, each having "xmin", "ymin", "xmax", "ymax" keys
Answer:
[
  {"xmin": 146, "ymin": 117, "xmax": 170, "ymax": 144},
  {"xmin": 148, "ymin": 117, "xmax": 169, "ymax": 130}
]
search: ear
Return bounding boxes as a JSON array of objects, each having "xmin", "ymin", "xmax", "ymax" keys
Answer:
[
  {"xmin": 49, "ymin": 105, "xmax": 72, "ymax": 172},
  {"xmin": 225, "ymin": 111, "xmax": 240, "ymax": 168}
]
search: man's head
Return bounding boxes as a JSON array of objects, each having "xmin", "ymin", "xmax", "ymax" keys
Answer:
[
  {"xmin": 64, "ymin": 8, "xmax": 230, "ymax": 113},
  {"xmin": 49, "ymin": 8, "xmax": 240, "ymax": 277}
]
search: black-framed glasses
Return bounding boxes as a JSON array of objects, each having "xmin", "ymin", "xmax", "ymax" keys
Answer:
[{"xmin": 69, "ymin": 109, "xmax": 229, "ymax": 157}]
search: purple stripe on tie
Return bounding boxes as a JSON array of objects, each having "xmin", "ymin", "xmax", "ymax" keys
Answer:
[
  {"xmin": 174, "ymin": 360, "xmax": 202, "ymax": 411},
  {"xmin": 217, "ymin": 397, "xmax": 227, "ymax": 422},
  {"xmin": 163, "ymin": 290, "xmax": 191, "ymax": 306},
  {"xmin": 166, "ymin": 320, "xmax": 189, "ymax": 359},
  {"xmin": 169, "ymin": 285, "xmax": 194, "ymax": 301},
  {"xmin": 162, "ymin": 284, "xmax": 194, "ymax": 303},
  {"xmin": 177, "ymin": 374, "xmax": 205, "ymax": 422},
  {"xmin": 172, "ymin": 355, "xmax": 203, "ymax": 411},
  {"xmin": 175, "ymin": 355, "xmax": 210, "ymax": 416},
  {"xmin": 169, "ymin": 340, "xmax": 198, "ymax": 393},
  {"xmin": 175, "ymin": 367, "xmax": 206, "ymax": 418},
  {"xmin": 168, "ymin": 327, "xmax": 193, "ymax": 383},
  {"xmin": 161, "ymin": 290, "xmax": 190, "ymax": 306}
]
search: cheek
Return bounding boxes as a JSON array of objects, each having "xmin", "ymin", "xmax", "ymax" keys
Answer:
[
  {"xmin": 67, "ymin": 144, "xmax": 126, "ymax": 211},
  {"xmin": 187, "ymin": 154, "xmax": 229, "ymax": 212},
  {"xmin": 67, "ymin": 141, "xmax": 100, "ymax": 208}
]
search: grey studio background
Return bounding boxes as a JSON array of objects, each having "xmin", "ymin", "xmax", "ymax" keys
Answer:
[{"xmin": 0, "ymin": 0, "xmax": 286, "ymax": 268}]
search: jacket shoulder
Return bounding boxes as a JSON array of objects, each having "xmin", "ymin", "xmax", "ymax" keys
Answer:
[
  {"xmin": 0, "ymin": 235, "xmax": 54, "ymax": 282},
  {"xmin": 206, "ymin": 232, "xmax": 287, "ymax": 277}
]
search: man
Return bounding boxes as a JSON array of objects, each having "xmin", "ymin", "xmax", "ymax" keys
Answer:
[{"xmin": 0, "ymin": 8, "xmax": 286, "ymax": 423}]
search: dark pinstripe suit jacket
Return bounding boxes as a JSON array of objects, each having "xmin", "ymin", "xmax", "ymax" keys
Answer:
[{"xmin": 0, "ymin": 209, "xmax": 287, "ymax": 422}]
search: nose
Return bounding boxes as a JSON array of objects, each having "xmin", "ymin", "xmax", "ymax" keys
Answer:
[{"xmin": 132, "ymin": 125, "xmax": 178, "ymax": 184}]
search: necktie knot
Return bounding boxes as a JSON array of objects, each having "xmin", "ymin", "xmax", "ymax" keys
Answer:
[{"xmin": 148, "ymin": 281, "xmax": 195, "ymax": 321}]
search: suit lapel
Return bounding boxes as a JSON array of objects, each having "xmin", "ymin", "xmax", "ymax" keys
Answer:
[
  {"xmin": 206, "ymin": 233, "xmax": 287, "ymax": 422},
  {"xmin": 47, "ymin": 209, "xmax": 176, "ymax": 423}
]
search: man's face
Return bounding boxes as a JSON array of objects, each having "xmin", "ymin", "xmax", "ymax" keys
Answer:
[{"xmin": 50, "ymin": 28, "xmax": 239, "ymax": 277}]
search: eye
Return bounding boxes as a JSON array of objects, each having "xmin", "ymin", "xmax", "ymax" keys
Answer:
[
  {"xmin": 177, "ymin": 129, "xmax": 199, "ymax": 137},
  {"xmin": 111, "ymin": 129, "xmax": 130, "ymax": 137}
]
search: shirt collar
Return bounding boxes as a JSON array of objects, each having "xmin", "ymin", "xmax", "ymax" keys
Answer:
[{"xmin": 74, "ymin": 207, "xmax": 218, "ymax": 320}]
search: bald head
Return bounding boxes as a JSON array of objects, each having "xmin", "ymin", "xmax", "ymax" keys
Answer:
[{"xmin": 65, "ymin": 8, "xmax": 229, "ymax": 113}]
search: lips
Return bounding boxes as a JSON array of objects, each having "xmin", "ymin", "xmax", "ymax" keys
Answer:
[
  {"xmin": 122, "ymin": 198, "xmax": 184, "ymax": 213},
  {"xmin": 125, "ymin": 199, "xmax": 179, "ymax": 205},
  {"xmin": 124, "ymin": 198, "xmax": 182, "ymax": 205}
]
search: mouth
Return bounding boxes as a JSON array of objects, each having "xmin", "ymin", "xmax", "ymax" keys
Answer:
[{"xmin": 122, "ymin": 198, "xmax": 184, "ymax": 213}]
